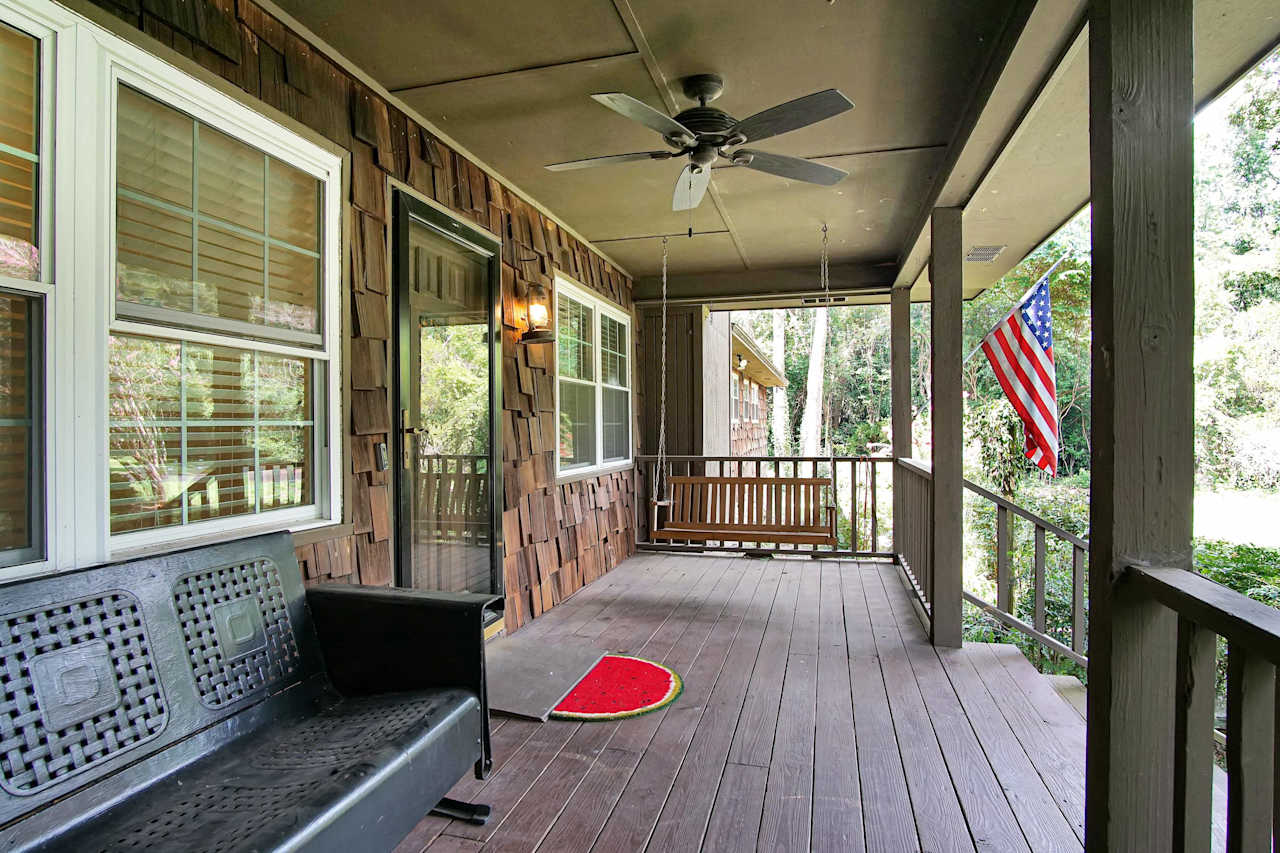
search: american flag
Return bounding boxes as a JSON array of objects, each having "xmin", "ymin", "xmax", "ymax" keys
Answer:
[{"xmin": 980, "ymin": 269, "xmax": 1059, "ymax": 476}]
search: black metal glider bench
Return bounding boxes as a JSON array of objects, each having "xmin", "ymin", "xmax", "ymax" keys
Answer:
[{"xmin": 0, "ymin": 532, "xmax": 500, "ymax": 852}]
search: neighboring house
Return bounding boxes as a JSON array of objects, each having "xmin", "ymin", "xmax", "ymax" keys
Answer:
[{"xmin": 729, "ymin": 323, "xmax": 785, "ymax": 457}]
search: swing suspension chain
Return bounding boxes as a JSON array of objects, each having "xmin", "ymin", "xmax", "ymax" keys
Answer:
[
  {"xmin": 820, "ymin": 223, "xmax": 837, "ymax": 505},
  {"xmin": 657, "ymin": 236, "xmax": 670, "ymax": 501}
]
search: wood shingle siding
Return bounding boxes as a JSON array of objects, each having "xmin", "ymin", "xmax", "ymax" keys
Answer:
[{"xmin": 85, "ymin": 0, "xmax": 636, "ymax": 631}]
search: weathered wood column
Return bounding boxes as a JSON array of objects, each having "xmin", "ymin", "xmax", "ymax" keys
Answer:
[
  {"xmin": 1086, "ymin": 0, "xmax": 1194, "ymax": 847},
  {"xmin": 929, "ymin": 208, "xmax": 963, "ymax": 648},
  {"xmin": 890, "ymin": 286, "xmax": 912, "ymax": 559}
]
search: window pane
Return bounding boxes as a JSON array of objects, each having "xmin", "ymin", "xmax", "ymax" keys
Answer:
[
  {"xmin": 603, "ymin": 387, "xmax": 628, "ymax": 462},
  {"xmin": 0, "ymin": 23, "xmax": 39, "ymax": 281},
  {"xmin": 268, "ymin": 158, "xmax": 319, "ymax": 251},
  {"xmin": 601, "ymin": 314, "xmax": 627, "ymax": 387},
  {"xmin": 115, "ymin": 85, "xmax": 323, "ymax": 340},
  {"xmin": 196, "ymin": 221, "xmax": 264, "ymax": 324},
  {"xmin": 108, "ymin": 334, "xmax": 315, "ymax": 534},
  {"xmin": 557, "ymin": 296, "xmax": 593, "ymax": 381},
  {"xmin": 117, "ymin": 86, "xmax": 193, "ymax": 208},
  {"xmin": 0, "ymin": 293, "xmax": 40, "ymax": 563},
  {"xmin": 558, "ymin": 380, "xmax": 594, "ymax": 468},
  {"xmin": 116, "ymin": 197, "xmax": 194, "ymax": 312},
  {"xmin": 266, "ymin": 245, "xmax": 319, "ymax": 333},
  {"xmin": 197, "ymin": 124, "xmax": 263, "ymax": 232}
]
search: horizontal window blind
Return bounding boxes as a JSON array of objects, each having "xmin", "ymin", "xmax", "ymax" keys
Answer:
[
  {"xmin": 115, "ymin": 86, "xmax": 322, "ymax": 342},
  {"xmin": 107, "ymin": 334, "xmax": 314, "ymax": 534},
  {"xmin": 0, "ymin": 293, "xmax": 37, "ymax": 562},
  {"xmin": 0, "ymin": 22, "xmax": 39, "ymax": 282}
]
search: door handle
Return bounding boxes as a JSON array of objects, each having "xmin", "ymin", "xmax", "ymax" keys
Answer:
[{"xmin": 401, "ymin": 409, "xmax": 423, "ymax": 469}]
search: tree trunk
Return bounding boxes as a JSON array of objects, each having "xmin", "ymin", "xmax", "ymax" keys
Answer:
[
  {"xmin": 770, "ymin": 309, "xmax": 789, "ymax": 455},
  {"xmin": 799, "ymin": 306, "xmax": 828, "ymax": 456}
]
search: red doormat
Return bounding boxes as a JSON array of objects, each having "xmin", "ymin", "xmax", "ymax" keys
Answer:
[{"xmin": 550, "ymin": 654, "xmax": 683, "ymax": 721}]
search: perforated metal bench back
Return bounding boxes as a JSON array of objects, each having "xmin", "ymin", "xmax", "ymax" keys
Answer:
[{"xmin": 0, "ymin": 533, "xmax": 323, "ymax": 827}]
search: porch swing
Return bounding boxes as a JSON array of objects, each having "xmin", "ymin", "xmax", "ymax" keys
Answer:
[{"xmin": 650, "ymin": 227, "xmax": 839, "ymax": 548}]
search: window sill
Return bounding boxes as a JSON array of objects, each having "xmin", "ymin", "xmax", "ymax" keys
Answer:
[
  {"xmin": 556, "ymin": 460, "xmax": 634, "ymax": 485},
  {"xmin": 109, "ymin": 513, "xmax": 337, "ymax": 563}
]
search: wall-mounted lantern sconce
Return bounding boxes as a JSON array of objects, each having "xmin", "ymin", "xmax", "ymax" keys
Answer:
[
  {"xmin": 521, "ymin": 279, "xmax": 555, "ymax": 344},
  {"xmin": 736, "ymin": 354, "xmax": 748, "ymax": 371}
]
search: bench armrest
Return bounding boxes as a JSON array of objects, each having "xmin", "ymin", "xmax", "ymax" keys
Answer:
[{"xmin": 305, "ymin": 585, "xmax": 503, "ymax": 776}]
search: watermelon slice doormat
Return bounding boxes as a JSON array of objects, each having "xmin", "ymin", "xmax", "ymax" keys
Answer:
[{"xmin": 549, "ymin": 654, "xmax": 683, "ymax": 721}]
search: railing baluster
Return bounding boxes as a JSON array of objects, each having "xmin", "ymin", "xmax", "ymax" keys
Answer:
[
  {"xmin": 997, "ymin": 505, "xmax": 1011, "ymax": 612},
  {"xmin": 1033, "ymin": 525, "xmax": 1047, "ymax": 633},
  {"xmin": 870, "ymin": 460, "xmax": 878, "ymax": 552},
  {"xmin": 1072, "ymin": 545, "xmax": 1085, "ymax": 655},
  {"xmin": 1173, "ymin": 618, "xmax": 1216, "ymax": 853},
  {"xmin": 1226, "ymin": 642, "xmax": 1276, "ymax": 852}
]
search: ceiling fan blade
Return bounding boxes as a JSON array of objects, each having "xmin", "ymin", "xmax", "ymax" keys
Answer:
[
  {"xmin": 735, "ymin": 150, "xmax": 848, "ymax": 186},
  {"xmin": 672, "ymin": 163, "xmax": 711, "ymax": 211},
  {"xmin": 591, "ymin": 93, "xmax": 695, "ymax": 141},
  {"xmin": 545, "ymin": 151, "xmax": 672, "ymax": 171},
  {"xmin": 730, "ymin": 89, "xmax": 854, "ymax": 144}
]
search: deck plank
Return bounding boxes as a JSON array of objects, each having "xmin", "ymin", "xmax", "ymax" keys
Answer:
[
  {"xmin": 726, "ymin": 566, "xmax": 803, "ymax": 766},
  {"xmin": 644, "ymin": 564, "xmax": 785, "ymax": 852},
  {"xmin": 702, "ymin": 762, "xmax": 769, "ymax": 853},
  {"xmin": 860, "ymin": 562, "xmax": 976, "ymax": 853},
  {"xmin": 840, "ymin": 562, "xmax": 919, "ymax": 853},
  {"xmin": 811, "ymin": 562, "xmax": 863, "ymax": 853},
  {"xmin": 757, "ymin": 651, "xmax": 817, "ymax": 852}
]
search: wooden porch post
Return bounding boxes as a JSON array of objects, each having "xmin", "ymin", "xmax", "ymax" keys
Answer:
[
  {"xmin": 1086, "ymin": 0, "xmax": 1195, "ymax": 847},
  {"xmin": 929, "ymin": 207, "xmax": 963, "ymax": 648},
  {"xmin": 891, "ymin": 285, "xmax": 912, "ymax": 560}
]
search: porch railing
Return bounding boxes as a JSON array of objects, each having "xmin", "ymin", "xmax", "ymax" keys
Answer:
[
  {"xmin": 896, "ymin": 458, "xmax": 933, "ymax": 616},
  {"xmin": 895, "ymin": 458, "xmax": 1089, "ymax": 665},
  {"xmin": 635, "ymin": 455, "xmax": 895, "ymax": 558},
  {"xmin": 962, "ymin": 478, "xmax": 1089, "ymax": 666},
  {"xmin": 1124, "ymin": 565, "xmax": 1280, "ymax": 850}
]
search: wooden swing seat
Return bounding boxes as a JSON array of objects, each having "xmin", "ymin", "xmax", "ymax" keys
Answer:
[{"xmin": 651, "ymin": 475, "xmax": 838, "ymax": 545}]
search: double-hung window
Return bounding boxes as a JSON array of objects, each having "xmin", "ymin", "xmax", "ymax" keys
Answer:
[
  {"xmin": 555, "ymin": 274, "xmax": 632, "ymax": 476},
  {"xmin": 0, "ymin": 0, "xmax": 342, "ymax": 578}
]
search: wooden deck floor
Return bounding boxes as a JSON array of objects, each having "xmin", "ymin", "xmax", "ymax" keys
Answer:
[{"xmin": 394, "ymin": 554, "xmax": 1089, "ymax": 853}]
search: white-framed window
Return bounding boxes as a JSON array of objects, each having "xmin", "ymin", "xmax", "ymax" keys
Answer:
[
  {"xmin": 730, "ymin": 373, "xmax": 739, "ymax": 425},
  {"xmin": 0, "ymin": 0, "xmax": 343, "ymax": 581},
  {"xmin": 555, "ymin": 274, "xmax": 632, "ymax": 476}
]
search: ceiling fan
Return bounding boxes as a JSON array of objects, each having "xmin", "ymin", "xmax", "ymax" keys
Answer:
[{"xmin": 545, "ymin": 74, "xmax": 854, "ymax": 211}]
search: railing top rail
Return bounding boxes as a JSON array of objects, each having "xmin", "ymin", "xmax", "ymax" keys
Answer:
[
  {"xmin": 962, "ymin": 479, "xmax": 1089, "ymax": 549},
  {"xmin": 897, "ymin": 458, "xmax": 933, "ymax": 478},
  {"xmin": 637, "ymin": 454, "xmax": 894, "ymax": 463},
  {"xmin": 1129, "ymin": 565, "xmax": 1280, "ymax": 665}
]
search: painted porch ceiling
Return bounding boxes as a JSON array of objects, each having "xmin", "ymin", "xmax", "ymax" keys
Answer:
[
  {"xmin": 270, "ymin": 0, "xmax": 1020, "ymax": 277},
  {"xmin": 912, "ymin": 0, "xmax": 1280, "ymax": 302}
]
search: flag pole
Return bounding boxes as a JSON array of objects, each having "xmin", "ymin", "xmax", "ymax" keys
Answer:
[{"xmin": 961, "ymin": 253, "xmax": 1069, "ymax": 366}]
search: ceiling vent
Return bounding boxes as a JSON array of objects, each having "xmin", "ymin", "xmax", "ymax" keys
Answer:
[
  {"xmin": 965, "ymin": 245, "xmax": 1007, "ymax": 263},
  {"xmin": 802, "ymin": 295, "xmax": 848, "ymax": 305}
]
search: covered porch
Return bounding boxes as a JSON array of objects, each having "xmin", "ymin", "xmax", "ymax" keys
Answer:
[
  {"xmin": 2, "ymin": 0, "xmax": 1279, "ymax": 848},
  {"xmin": 395, "ymin": 553, "xmax": 1092, "ymax": 853}
]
